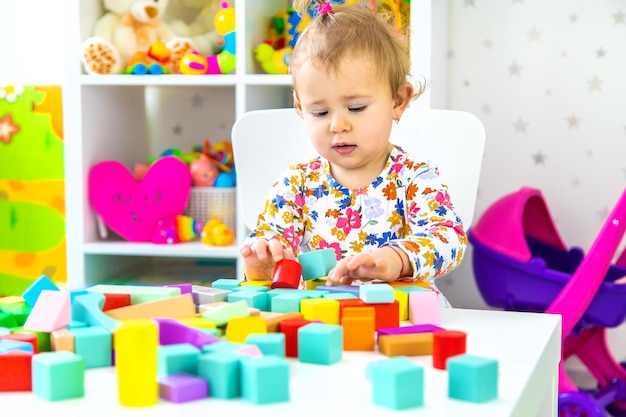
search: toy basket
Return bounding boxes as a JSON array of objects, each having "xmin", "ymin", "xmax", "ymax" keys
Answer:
[{"xmin": 184, "ymin": 187, "xmax": 236, "ymax": 231}]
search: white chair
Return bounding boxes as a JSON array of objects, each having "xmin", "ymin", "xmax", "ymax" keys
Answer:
[{"xmin": 231, "ymin": 107, "xmax": 486, "ymax": 278}]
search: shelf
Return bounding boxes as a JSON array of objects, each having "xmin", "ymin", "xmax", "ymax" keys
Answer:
[
  {"xmin": 78, "ymin": 74, "xmax": 293, "ymax": 87},
  {"xmin": 83, "ymin": 241, "xmax": 239, "ymax": 259}
]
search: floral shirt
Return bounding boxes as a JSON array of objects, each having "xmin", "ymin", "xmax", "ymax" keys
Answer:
[{"xmin": 245, "ymin": 146, "xmax": 467, "ymax": 291}]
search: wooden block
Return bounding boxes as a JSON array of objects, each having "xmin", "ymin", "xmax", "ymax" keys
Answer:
[
  {"xmin": 23, "ymin": 290, "xmax": 71, "ymax": 332},
  {"xmin": 300, "ymin": 297, "xmax": 340, "ymax": 324},
  {"xmin": 341, "ymin": 307, "xmax": 375, "ymax": 351},
  {"xmin": 408, "ymin": 291, "xmax": 442, "ymax": 325},
  {"xmin": 106, "ymin": 294, "xmax": 196, "ymax": 320},
  {"xmin": 378, "ymin": 333, "xmax": 434, "ymax": 357}
]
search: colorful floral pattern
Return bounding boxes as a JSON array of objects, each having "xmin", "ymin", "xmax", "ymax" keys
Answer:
[{"xmin": 246, "ymin": 146, "xmax": 467, "ymax": 290}]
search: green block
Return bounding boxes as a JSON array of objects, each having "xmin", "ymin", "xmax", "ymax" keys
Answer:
[
  {"xmin": 448, "ymin": 354, "xmax": 498, "ymax": 403},
  {"xmin": 200, "ymin": 300, "xmax": 249, "ymax": 326},
  {"xmin": 227, "ymin": 291, "xmax": 268, "ymax": 311},
  {"xmin": 298, "ymin": 248, "xmax": 337, "ymax": 280},
  {"xmin": 32, "ymin": 351, "xmax": 85, "ymax": 401},
  {"xmin": 157, "ymin": 343, "xmax": 201, "ymax": 378},
  {"xmin": 87, "ymin": 284, "xmax": 180, "ymax": 304},
  {"xmin": 211, "ymin": 279, "xmax": 243, "ymax": 291}
]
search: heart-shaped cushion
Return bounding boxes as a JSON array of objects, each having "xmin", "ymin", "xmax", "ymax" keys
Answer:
[{"xmin": 88, "ymin": 156, "xmax": 192, "ymax": 242}]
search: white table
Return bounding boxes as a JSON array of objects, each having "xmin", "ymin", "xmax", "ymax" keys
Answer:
[{"xmin": 1, "ymin": 308, "xmax": 561, "ymax": 417}]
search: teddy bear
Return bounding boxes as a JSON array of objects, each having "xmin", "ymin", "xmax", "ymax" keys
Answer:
[
  {"xmin": 163, "ymin": 0, "xmax": 225, "ymax": 57},
  {"xmin": 81, "ymin": 0, "xmax": 224, "ymax": 75}
]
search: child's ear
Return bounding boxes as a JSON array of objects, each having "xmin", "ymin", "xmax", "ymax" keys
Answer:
[{"xmin": 393, "ymin": 82, "xmax": 414, "ymax": 112}]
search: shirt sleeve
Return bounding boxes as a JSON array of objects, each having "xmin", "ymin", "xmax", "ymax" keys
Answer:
[{"xmin": 383, "ymin": 161, "xmax": 467, "ymax": 286}]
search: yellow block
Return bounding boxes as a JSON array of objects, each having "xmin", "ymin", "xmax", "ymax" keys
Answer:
[
  {"xmin": 225, "ymin": 316, "xmax": 267, "ymax": 343},
  {"xmin": 0, "ymin": 296, "xmax": 24, "ymax": 304},
  {"xmin": 177, "ymin": 317, "xmax": 217, "ymax": 329},
  {"xmin": 114, "ymin": 319, "xmax": 158, "ymax": 407},
  {"xmin": 300, "ymin": 297, "xmax": 340, "ymax": 324},
  {"xmin": 240, "ymin": 280, "xmax": 271, "ymax": 288},
  {"xmin": 105, "ymin": 294, "xmax": 196, "ymax": 320},
  {"xmin": 394, "ymin": 290, "xmax": 409, "ymax": 321},
  {"xmin": 304, "ymin": 278, "xmax": 327, "ymax": 290},
  {"xmin": 378, "ymin": 332, "xmax": 434, "ymax": 357}
]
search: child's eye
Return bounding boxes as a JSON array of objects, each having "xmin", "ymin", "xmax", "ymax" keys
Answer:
[
  {"xmin": 311, "ymin": 110, "xmax": 329, "ymax": 118},
  {"xmin": 349, "ymin": 106, "xmax": 366, "ymax": 113}
]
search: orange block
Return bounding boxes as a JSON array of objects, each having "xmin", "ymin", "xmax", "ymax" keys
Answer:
[
  {"xmin": 378, "ymin": 332, "xmax": 434, "ymax": 357},
  {"xmin": 105, "ymin": 294, "xmax": 196, "ymax": 320},
  {"xmin": 369, "ymin": 301, "xmax": 400, "ymax": 330},
  {"xmin": 51, "ymin": 328, "xmax": 75, "ymax": 352},
  {"xmin": 341, "ymin": 307, "xmax": 375, "ymax": 351}
]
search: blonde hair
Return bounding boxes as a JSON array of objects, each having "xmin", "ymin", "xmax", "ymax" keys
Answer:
[{"xmin": 290, "ymin": 0, "xmax": 425, "ymax": 101}]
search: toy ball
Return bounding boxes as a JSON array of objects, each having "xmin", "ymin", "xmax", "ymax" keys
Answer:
[
  {"xmin": 214, "ymin": 171, "xmax": 236, "ymax": 188},
  {"xmin": 201, "ymin": 216, "xmax": 235, "ymax": 246},
  {"xmin": 215, "ymin": 3, "xmax": 236, "ymax": 35},
  {"xmin": 190, "ymin": 154, "xmax": 219, "ymax": 187}
]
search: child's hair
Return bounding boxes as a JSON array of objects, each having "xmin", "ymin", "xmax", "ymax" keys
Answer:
[{"xmin": 290, "ymin": 0, "xmax": 426, "ymax": 101}]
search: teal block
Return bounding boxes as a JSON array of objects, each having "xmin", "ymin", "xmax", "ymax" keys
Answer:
[
  {"xmin": 394, "ymin": 286, "xmax": 431, "ymax": 294},
  {"xmin": 68, "ymin": 289, "xmax": 89, "ymax": 305},
  {"xmin": 365, "ymin": 356, "xmax": 413, "ymax": 380},
  {"xmin": 241, "ymin": 356, "xmax": 290, "ymax": 404},
  {"xmin": 297, "ymin": 323, "xmax": 342, "ymax": 365},
  {"xmin": 298, "ymin": 248, "xmax": 337, "ymax": 280},
  {"xmin": 87, "ymin": 284, "xmax": 180, "ymax": 304},
  {"xmin": 448, "ymin": 354, "xmax": 498, "ymax": 403},
  {"xmin": 359, "ymin": 283, "xmax": 394, "ymax": 303},
  {"xmin": 72, "ymin": 293, "xmax": 118, "ymax": 332},
  {"xmin": 245, "ymin": 333, "xmax": 285, "ymax": 357},
  {"xmin": 322, "ymin": 292, "xmax": 357, "ymax": 300},
  {"xmin": 372, "ymin": 357, "xmax": 423, "ymax": 410},
  {"xmin": 198, "ymin": 352, "xmax": 241, "ymax": 399},
  {"xmin": 0, "ymin": 340, "xmax": 33, "ymax": 353},
  {"xmin": 202, "ymin": 340, "xmax": 244, "ymax": 354},
  {"xmin": 200, "ymin": 300, "xmax": 249, "ymax": 326},
  {"xmin": 21, "ymin": 275, "xmax": 59, "ymax": 307},
  {"xmin": 0, "ymin": 327, "xmax": 9, "ymax": 337},
  {"xmin": 232, "ymin": 286, "xmax": 269, "ymax": 292},
  {"xmin": 300, "ymin": 289, "xmax": 329, "ymax": 298},
  {"xmin": 227, "ymin": 291, "xmax": 268, "ymax": 311},
  {"xmin": 211, "ymin": 279, "xmax": 243, "ymax": 291},
  {"xmin": 32, "ymin": 351, "xmax": 84, "ymax": 401},
  {"xmin": 158, "ymin": 343, "xmax": 201, "ymax": 378},
  {"xmin": 271, "ymin": 292, "xmax": 309, "ymax": 313},
  {"xmin": 71, "ymin": 326, "xmax": 112, "ymax": 368}
]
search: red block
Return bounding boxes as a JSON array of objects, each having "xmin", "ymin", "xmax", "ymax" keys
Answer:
[
  {"xmin": 102, "ymin": 293, "xmax": 132, "ymax": 311},
  {"xmin": 0, "ymin": 351, "xmax": 33, "ymax": 391},
  {"xmin": 2, "ymin": 333, "xmax": 38, "ymax": 353},
  {"xmin": 432, "ymin": 330, "xmax": 467, "ymax": 369},
  {"xmin": 369, "ymin": 301, "xmax": 400, "ymax": 330},
  {"xmin": 279, "ymin": 318, "xmax": 311, "ymax": 358},
  {"xmin": 337, "ymin": 298, "xmax": 366, "ymax": 321}
]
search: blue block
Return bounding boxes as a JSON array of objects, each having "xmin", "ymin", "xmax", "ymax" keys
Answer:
[
  {"xmin": 227, "ymin": 291, "xmax": 268, "ymax": 311},
  {"xmin": 157, "ymin": 343, "xmax": 201, "ymax": 378},
  {"xmin": 21, "ymin": 275, "xmax": 59, "ymax": 307},
  {"xmin": 448, "ymin": 354, "xmax": 498, "ymax": 403},
  {"xmin": 0, "ymin": 340, "xmax": 33, "ymax": 353},
  {"xmin": 300, "ymin": 289, "xmax": 329, "ymax": 298},
  {"xmin": 365, "ymin": 356, "xmax": 413, "ymax": 380},
  {"xmin": 315, "ymin": 285, "xmax": 360, "ymax": 296},
  {"xmin": 32, "ymin": 351, "xmax": 84, "ymax": 401},
  {"xmin": 245, "ymin": 333, "xmax": 285, "ymax": 357},
  {"xmin": 71, "ymin": 326, "xmax": 112, "ymax": 368},
  {"xmin": 298, "ymin": 248, "xmax": 337, "ymax": 280},
  {"xmin": 360, "ymin": 283, "xmax": 394, "ymax": 303},
  {"xmin": 297, "ymin": 323, "xmax": 342, "ymax": 365},
  {"xmin": 270, "ymin": 292, "xmax": 309, "ymax": 313},
  {"xmin": 232, "ymin": 285, "xmax": 269, "ymax": 292},
  {"xmin": 240, "ymin": 356, "xmax": 290, "ymax": 404},
  {"xmin": 322, "ymin": 292, "xmax": 358, "ymax": 300},
  {"xmin": 372, "ymin": 357, "xmax": 424, "ymax": 410},
  {"xmin": 71, "ymin": 293, "xmax": 118, "ymax": 331},
  {"xmin": 198, "ymin": 352, "xmax": 241, "ymax": 399},
  {"xmin": 211, "ymin": 279, "xmax": 243, "ymax": 291}
]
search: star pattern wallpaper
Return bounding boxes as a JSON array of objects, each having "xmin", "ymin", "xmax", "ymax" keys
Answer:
[{"xmin": 433, "ymin": 0, "xmax": 626, "ymax": 311}]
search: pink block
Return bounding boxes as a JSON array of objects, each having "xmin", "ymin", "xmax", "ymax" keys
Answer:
[
  {"xmin": 235, "ymin": 344, "xmax": 264, "ymax": 358},
  {"xmin": 23, "ymin": 290, "xmax": 71, "ymax": 332},
  {"xmin": 408, "ymin": 291, "xmax": 441, "ymax": 325}
]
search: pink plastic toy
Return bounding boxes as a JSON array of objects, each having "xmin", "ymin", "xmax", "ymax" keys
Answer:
[
  {"xmin": 89, "ymin": 156, "xmax": 192, "ymax": 242},
  {"xmin": 469, "ymin": 186, "xmax": 626, "ymax": 416}
]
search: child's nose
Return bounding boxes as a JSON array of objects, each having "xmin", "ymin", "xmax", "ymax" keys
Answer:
[{"xmin": 330, "ymin": 114, "xmax": 351, "ymax": 133}]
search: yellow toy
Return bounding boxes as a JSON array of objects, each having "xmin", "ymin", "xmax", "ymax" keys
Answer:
[{"xmin": 201, "ymin": 215, "xmax": 235, "ymax": 246}]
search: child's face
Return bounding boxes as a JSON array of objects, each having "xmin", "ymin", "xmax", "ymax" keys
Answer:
[{"xmin": 293, "ymin": 54, "xmax": 400, "ymax": 188}]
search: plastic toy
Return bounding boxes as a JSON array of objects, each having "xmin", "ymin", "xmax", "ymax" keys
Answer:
[
  {"xmin": 200, "ymin": 215, "xmax": 235, "ymax": 246},
  {"xmin": 190, "ymin": 153, "xmax": 219, "ymax": 186},
  {"xmin": 88, "ymin": 156, "xmax": 192, "ymax": 242},
  {"xmin": 151, "ymin": 214, "xmax": 204, "ymax": 244},
  {"xmin": 179, "ymin": 2, "xmax": 236, "ymax": 75},
  {"xmin": 469, "ymin": 186, "xmax": 626, "ymax": 416}
]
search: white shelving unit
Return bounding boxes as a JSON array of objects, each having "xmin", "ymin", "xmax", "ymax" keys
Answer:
[{"xmin": 63, "ymin": 0, "xmax": 430, "ymax": 289}]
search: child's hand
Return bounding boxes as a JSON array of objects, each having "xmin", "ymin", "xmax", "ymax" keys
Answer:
[
  {"xmin": 240, "ymin": 238, "xmax": 295, "ymax": 281},
  {"xmin": 326, "ymin": 247, "xmax": 406, "ymax": 285}
]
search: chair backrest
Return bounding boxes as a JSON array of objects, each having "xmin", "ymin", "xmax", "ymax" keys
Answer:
[{"xmin": 231, "ymin": 107, "xmax": 486, "ymax": 236}]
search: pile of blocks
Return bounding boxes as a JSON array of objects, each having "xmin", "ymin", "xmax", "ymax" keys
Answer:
[{"xmin": 0, "ymin": 250, "xmax": 499, "ymax": 410}]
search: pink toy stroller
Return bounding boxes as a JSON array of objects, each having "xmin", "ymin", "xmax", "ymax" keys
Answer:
[{"xmin": 468, "ymin": 186, "xmax": 626, "ymax": 417}]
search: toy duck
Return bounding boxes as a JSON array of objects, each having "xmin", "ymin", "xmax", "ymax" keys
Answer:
[{"xmin": 201, "ymin": 215, "xmax": 235, "ymax": 246}]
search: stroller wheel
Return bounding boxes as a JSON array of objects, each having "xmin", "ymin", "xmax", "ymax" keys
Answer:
[{"xmin": 559, "ymin": 392, "xmax": 607, "ymax": 417}]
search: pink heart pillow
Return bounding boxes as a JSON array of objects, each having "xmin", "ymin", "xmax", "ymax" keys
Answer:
[{"xmin": 88, "ymin": 156, "xmax": 192, "ymax": 242}]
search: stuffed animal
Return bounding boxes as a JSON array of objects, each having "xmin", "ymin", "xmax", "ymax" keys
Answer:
[
  {"xmin": 165, "ymin": 0, "xmax": 225, "ymax": 57},
  {"xmin": 81, "ymin": 0, "xmax": 196, "ymax": 74}
]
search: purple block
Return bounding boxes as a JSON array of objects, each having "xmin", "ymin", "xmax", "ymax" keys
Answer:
[
  {"xmin": 315, "ymin": 285, "xmax": 360, "ymax": 296},
  {"xmin": 377, "ymin": 324, "xmax": 445, "ymax": 338},
  {"xmin": 153, "ymin": 318, "xmax": 220, "ymax": 349},
  {"xmin": 159, "ymin": 374, "xmax": 208, "ymax": 403},
  {"xmin": 164, "ymin": 283, "xmax": 193, "ymax": 295}
]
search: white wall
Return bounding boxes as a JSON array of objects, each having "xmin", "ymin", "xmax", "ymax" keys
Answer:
[{"xmin": 0, "ymin": 0, "xmax": 65, "ymax": 84}]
